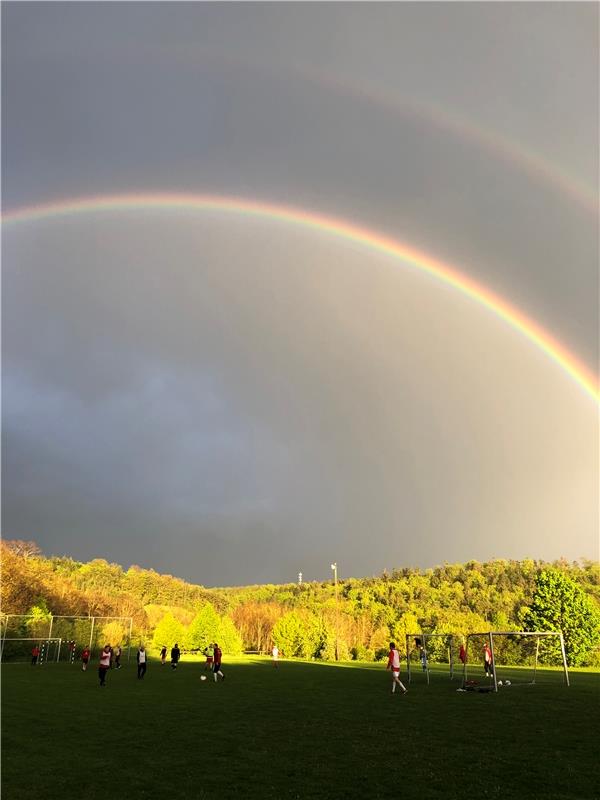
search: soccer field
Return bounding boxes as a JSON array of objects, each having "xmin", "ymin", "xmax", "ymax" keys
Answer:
[{"xmin": 2, "ymin": 657, "xmax": 598, "ymax": 799}]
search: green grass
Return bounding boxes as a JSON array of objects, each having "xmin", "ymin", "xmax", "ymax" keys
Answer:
[{"xmin": 2, "ymin": 657, "xmax": 599, "ymax": 799}]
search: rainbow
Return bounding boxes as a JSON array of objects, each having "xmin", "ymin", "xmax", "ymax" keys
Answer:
[
  {"xmin": 149, "ymin": 43, "xmax": 598, "ymax": 214},
  {"xmin": 2, "ymin": 191, "xmax": 598, "ymax": 403},
  {"xmin": 294, "ymin": 66, "xmax": 598, "ymax": 216}
]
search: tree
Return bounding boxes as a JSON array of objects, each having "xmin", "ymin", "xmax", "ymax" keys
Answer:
[
  {"xmin": 184, "ymin": 603, "xmax": 221, "ymax": 651},
  {"xmin": 4, "ymin": 540, "xmax": 42, "ymax": 559},
  {"xmin": 217, "ymin": 616, "xmax": 243, "ymax": 655},
  {"xmin": 272, "ymin": 612, "xmax": 311, "ymax": 657},
  {"xmin": 25, "ymin": 601, "xmax": 52, "ymax": 639},
  {"xmin": 99, "ymin": 620, "xmax": 128, "ymax": 647},
  {"xmin": 523, "ymin": 569, "xmax": 600, "ymax": 666},
  {"xmin": 152, "ymin": 613, "xmax": 185, "ymax": 650}
]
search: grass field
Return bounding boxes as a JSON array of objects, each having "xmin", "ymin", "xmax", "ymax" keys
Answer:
[{"xmin": 2, "ymin": 656, "xmax": 599, "ymax": 799}]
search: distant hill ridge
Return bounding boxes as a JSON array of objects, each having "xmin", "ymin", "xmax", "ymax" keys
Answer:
[{"xmin": 2, "ymin": 539, "xmax": 599, "ymax": 665}]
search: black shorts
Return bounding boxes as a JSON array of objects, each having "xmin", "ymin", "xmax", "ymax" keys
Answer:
[{"xmin": 213, "ymin": 662, "xmax": 221, "ymax": 673}]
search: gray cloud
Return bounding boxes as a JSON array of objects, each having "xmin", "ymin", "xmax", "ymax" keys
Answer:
[{"xmin": 2, "ymin": 3, "xmax": 598, "ymax": 583}]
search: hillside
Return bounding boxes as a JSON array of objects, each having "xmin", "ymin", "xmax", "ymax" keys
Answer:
[{"xmin": 2, "ymin": 539, "xmax": 599, "ymax": 664}]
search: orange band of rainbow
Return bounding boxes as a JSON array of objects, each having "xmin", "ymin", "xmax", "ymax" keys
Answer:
[{"xmin": 3, "ymin": 192, "xmax": 598, "ymax": 403}]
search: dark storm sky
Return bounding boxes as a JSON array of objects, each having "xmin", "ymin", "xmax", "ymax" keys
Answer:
[{"xmin": 2, "ymin": 3, "xmax": 598, "ymax": 585}]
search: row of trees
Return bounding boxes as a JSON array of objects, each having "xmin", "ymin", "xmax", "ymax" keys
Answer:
[
  {"xmin": 2, "ymin": 540, "xmax": 599, "ymax": 665},
  {"xmin": 152, "ymin": 604, "xmax": 243, "ymax": 654}
]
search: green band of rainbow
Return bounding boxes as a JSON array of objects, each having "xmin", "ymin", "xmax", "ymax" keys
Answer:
[{"xmin": 3, "ymin": 191, "xmax": 598, "ymax": 403}]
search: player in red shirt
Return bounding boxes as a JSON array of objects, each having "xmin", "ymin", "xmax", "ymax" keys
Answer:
[
  {"xmin": 484, "ymin": 643, "xmax": 494, "ymax": 678},
  {"xmin": 386, "ymin": 642, "xmax": 407, "ymax": 695},
  {"xmin": 31, "ymin": 645, "xmax": 40, "ymax": 666},
  {"xmin": 81, "ymin": 647, "xmax": 90, "ymax": 671},
  {"xmin": 212, "ymin": 643, "xmax": 225, "ymax": 682}
]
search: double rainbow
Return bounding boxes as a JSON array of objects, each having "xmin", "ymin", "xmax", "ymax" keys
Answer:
[{"xmin": 2, "ymin": 192, "xmax": 598, "ymax": 403}]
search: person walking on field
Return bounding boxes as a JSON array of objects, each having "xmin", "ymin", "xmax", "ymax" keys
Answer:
[
  {"xmin": 114, "ymin": 645, "xmax": 122, "ymax": 669},
  {"xmin": 31, "ymin": 644, "xmax": 40, "ymax": 665},
  {"xmin": 81, "ymin": 646, "xmax": 90, "ymax": 671},
  {"xmin": 160, "ymin": 646, "xmax": 167, "ymax": 666},
  {"xmin": 204, "ymin": 643, "xmax": 214, "ymax": 671},
  {"xmin": 419, "ymin": 645, "xmax": 427, "ymax": 672},
  {"xmin": 171, "ymin": 643, "xmax": 181, "ymax": 670},
  {"xmin": 387, "ymin": 642, "xmax": 408, "ymax": 695},
  {"xmin": 137, "ymin": 645, "xmax": 147, "ymax": 679},
  {"xmin": 98, "ymin": 645, "xmax": 111, "ymax": 687},
  {"xmin": 484, "ymin": 643, "xmax": 494, "ymax": 678},
  {"xmin": 272, "ymin": 645, "xmax": 279, "ymax": 668},
  {"xmin": 213, "ymin": 643, "xmax": 225, "ymax": 682}
]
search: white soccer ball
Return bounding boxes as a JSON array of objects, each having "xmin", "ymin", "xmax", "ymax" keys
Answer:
[
  {"xmin": 200, "ymin": 675, "xmax": 207, "ymax": 681},
  {"xmin": 505, "ymin": 680, "xmax": 511, "ymax": 686},
  {"xmin": 498, "ymin": 681, "xmax": 503, "ymax": 686}
]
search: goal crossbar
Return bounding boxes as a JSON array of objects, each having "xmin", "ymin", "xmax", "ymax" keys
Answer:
[
  {"xmin": 0, "ymin": 637, "xmax": 63, "ymax": 663},
  {"xmin": 463, "ymin": 631, "xmax": 569, "ymax": 692}
]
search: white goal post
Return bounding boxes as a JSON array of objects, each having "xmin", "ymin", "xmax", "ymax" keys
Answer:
[
  {"xmin": 1, "ymin": 614, "xmax": 134, "ymax": 661},
  {"xmin": 405, "ymin": 633, "xmax": 458, "ymax": 684},
  {"xmin": 0, "ymin": 638, "xmax": 63, "ymax": 664},
  {"xmin": 463, "ymin": 631, "xmax": 570, "ymax": 692}
]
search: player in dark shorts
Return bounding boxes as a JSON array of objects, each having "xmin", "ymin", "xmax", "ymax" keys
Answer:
[{"xmin": 212, "ymin": 643, "xmax": 225, "ymax": 682}]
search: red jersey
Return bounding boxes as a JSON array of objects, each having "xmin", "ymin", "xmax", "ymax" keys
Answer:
[
  {"xmin": 387, "ymin": 649, "xmax": 401, "ymax": 670},
  {"xmin": 214, "ymin": 647, "xmax": 222, "ymax": 665}
]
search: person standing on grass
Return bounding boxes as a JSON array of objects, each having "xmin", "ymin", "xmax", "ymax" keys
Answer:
[
  {"xmin": 459, "ymin": 643, "xmax": 467, "ymax": 665},
  {"xmin": 99, "ymin": 644, "xmax": 111, "ymax": 687},
  {"xmin": 114, "ymin": 645, "xmax": 122, "ymax": 669},
  {"xmin": 204, "ymin": 643, "xmax": 214, "ymax": 672},
  {"xmin": 81, "ymin": 646, "xmax": 90, "ymax": 671},
  {"xmin": 386, "ymin": 642, "xmax": 408, "ymax": 695},
  {"xmin": 160, "ymin": 646, "xmax": 167, "ymax": 666},
  {"xmin": 484, "ymin": 643, "xmax": 494, "ymax": 678},
  {"xmin": 213, "ymin": 643, "xmax": 225, "ymax": 682},
  {"xmin": 272, "ymin": 645, "xmax": 279, "ymax": 668},
  {"xmin": 31, "ymin": 644, "xmax": 40, "ymax": 665},
  {"xmin": 137, "ymin": 645, "xmax": 147, "ymax": 679},
  {"xmin": 171, "ymin": 643, "xmax": 181, "ymax": 670}
]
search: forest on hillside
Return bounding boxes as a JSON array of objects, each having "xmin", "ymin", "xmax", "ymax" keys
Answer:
[{"xmin": 2, "ymin": 540, "xmax": 599, "ymax": 665}]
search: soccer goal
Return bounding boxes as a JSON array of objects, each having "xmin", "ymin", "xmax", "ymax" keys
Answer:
[
  {"xmin": 0, "ymin": 614, "xmax": 134, "ymax": 663},
  {"xmin": 462, "ymin": 631, "xmax": 569, "ymax": 692},
  {"xmin": 405, "ymin": 633, "xmax": 458, "ymax": 684},
  {"xmin": 0, "ymin": 638, "xmax": 63, "ymax": 664}
]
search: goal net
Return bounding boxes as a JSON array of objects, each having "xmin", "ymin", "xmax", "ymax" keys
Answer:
[
  {"xmin": 405, "ymin": 633, "xmax": 458, "ymax": 684},
  {"xmin": 0, "ymin": 638, "xmax": 63, "ymax": 664},
  {"xmin": 1, "ymin": 615, "xmax": 133, "ymax": 662},
  {"xmin": 462, "ymin": 631, "xmax": 569, "ymax": 692}
]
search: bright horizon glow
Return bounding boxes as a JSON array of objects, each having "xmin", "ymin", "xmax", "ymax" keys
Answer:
[{"xmin": 3, "ymin": 191, "xmax": 598, "ymax": 403}]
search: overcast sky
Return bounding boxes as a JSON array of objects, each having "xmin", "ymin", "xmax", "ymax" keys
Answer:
[{"xmin": 2, "ymin": 3, "xmax": 598, "ymax": 586}]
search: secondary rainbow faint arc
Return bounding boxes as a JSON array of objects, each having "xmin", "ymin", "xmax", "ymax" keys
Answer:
[{"xmin": 3, "ymin": 191, "xmax": 598, "ymax": 403}]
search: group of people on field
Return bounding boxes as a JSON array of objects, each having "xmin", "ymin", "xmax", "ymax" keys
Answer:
[{"xmin": 31, "ymin": 636, "xmax": 495, "ymax": 691}]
